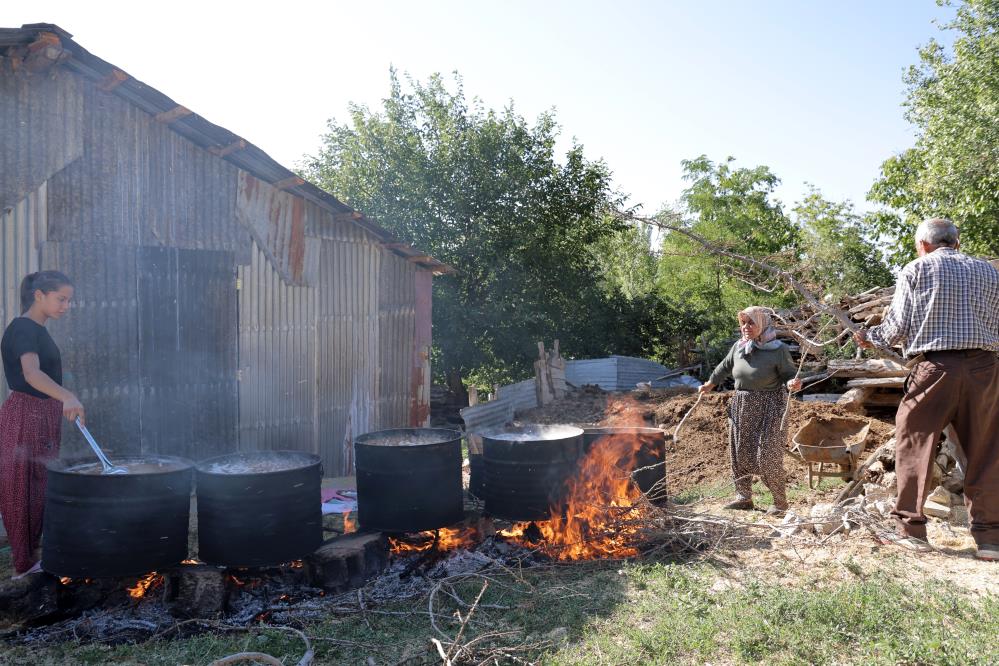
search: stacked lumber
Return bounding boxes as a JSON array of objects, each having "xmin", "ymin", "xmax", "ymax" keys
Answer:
[
  {"xmin": 774, "ymin": 285, "xmax": 896, "ymax": 356},
  {"xmin": 830, "ymin": 359, "xmax": 908, "ymax": 414},
  {"xmin": 534, "ymin": 340, "xmax": 567, "ymax": 406}
]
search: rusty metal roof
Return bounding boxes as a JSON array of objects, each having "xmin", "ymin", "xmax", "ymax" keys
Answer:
[{"xmin": 0, "ymin": 23, "xmax": 452, "ymax": 275}]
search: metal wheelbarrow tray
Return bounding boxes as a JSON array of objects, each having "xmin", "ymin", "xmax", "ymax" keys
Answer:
[{"xmin": 792, "ymin": 416, "xmax": 871, "ymax": 488}]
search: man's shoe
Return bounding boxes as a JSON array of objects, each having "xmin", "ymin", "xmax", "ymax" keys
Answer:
[
  {"xmin": 723, "ymin": 498, "xmax": 754, "ymax": 511},
  {"xmin": 765, "ymin": 505, "xmax": 787, "ymax": 517},
  {"xmin": 975, "ymin": 544, "xmax": 999, "ymax": 562}
]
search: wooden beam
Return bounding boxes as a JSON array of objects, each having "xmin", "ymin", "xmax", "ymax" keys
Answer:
[
  {"xmin": 827, "ymin": 359, "xmax": 908, "ymax": 378},
  {"xmin": 272, "ymin": 175, "xmax": 305, "ymax": 190},
  {"xmin": 845, "ymin": 377, "xmax": 905, "ymax": 389},
  {"xmin": 406, "ymin": 255, "xmax": 434, "ymax": 263},
  {"xmin": 208, "ymin": 139, "xmax": 247, "ymax": 157},
  {"xmin": 97, "ymin": 68, "xmax": 129, "ymax": 92},
  {"xmin": 381, "ymin": 242, "xmax": 412, "ymax": 250},
  {"xmin": 154, "ymin": 105, "xmax": 192, "ymax": 124}
]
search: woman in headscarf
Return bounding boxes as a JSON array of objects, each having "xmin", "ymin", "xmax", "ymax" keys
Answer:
[{"xmin": 698, "ymin": 306, "xmax": 801, "ymax": 515}]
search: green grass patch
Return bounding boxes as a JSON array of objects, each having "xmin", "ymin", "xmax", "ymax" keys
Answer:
[
  {"xmin": 546, "ymin": 565, "xmax": 999, "ymax": 665},
  {"xmin": 3, "ymin": 557, "xmax": 996, "ymax": 665},
  {"xmin": 673, "ymin": 475, "xmax": 844, "ymax": 508}
]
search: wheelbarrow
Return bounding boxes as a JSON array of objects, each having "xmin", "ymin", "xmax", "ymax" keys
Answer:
[{"xmin": 792, "ymin": 416, "xmax": 871, "ymax": 489}]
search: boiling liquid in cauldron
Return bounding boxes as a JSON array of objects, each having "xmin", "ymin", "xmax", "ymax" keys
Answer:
[
  {"xmin": 66, "ymin": 460, "xmax": 187, "ymax": 475},
  {"xmin": 201, "ymin": 455, "xmax": 310, "ymax": 474},
  {"xmin": 361, "ymin": 433, "xmax": 456, "ymax": 447}
]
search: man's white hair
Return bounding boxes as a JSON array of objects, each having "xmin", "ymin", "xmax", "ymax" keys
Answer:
[{"xmin": 915, "ymin": 217, "xmax": 960, "ymax": 247}]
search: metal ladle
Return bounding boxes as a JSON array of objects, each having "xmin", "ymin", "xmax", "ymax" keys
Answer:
[{"xmin": 75, "ymin": 417, "xmax": 127, "ymax": 475}]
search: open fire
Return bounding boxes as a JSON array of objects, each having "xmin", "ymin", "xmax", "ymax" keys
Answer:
[
  {"xmin": 126, "ymin": 571, "xmax": 163, "ymax": 599},
  {"xmin": 390, "ymin": 432, "xmax": 653, "ymax": 560}
]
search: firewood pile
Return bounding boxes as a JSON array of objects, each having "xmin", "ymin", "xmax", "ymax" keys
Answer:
[
  {"xmin": 770, "ymin": 284, "xmax": 910, "ymax": 414},
  {"xmin": 773, "ymin": 285, "xmax": 896, "ymax": 354}
]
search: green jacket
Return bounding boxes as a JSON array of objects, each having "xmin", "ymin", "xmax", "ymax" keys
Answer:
[{"xmin": 708, "ymin": 341, "xmax": 797, "ymax": 391}]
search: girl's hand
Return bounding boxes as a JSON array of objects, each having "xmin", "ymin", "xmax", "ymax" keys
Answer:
[
  {"xmin": 787, "ymin": 378, "xmax": 802, "ymax": 392},
  {"xmin": 63, "ymin": 395, "xmax": 85, "ymax": 424},
  {"xmin": 697, "ymin": 382, "xmax": 715, "ymax": 394}
]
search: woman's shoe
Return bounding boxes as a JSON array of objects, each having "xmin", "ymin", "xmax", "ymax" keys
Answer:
[
  {"xmin": 11, "ymin": 561, "xmax": 42, "ymax": 580},
  {"xmin": 723, "ymin": 498, "xmax": 754, "ymax": 511}
]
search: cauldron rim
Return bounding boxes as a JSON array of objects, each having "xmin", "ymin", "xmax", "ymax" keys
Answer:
[
  {"xmin": 195, "ymin": 450, "xmax": 320, "ymax": 476},
  {"xmin": 481, "ymin": 424, "xmax": 583, "ymax": 442},
  {"xmin": 354, "ymin": 427, "xmax": 462, "ymax": 448},
  {"xmin": 48, "ymin": 455, "xmax": 193, "ymax": 476},
  {"xmin": 583, "ymin": 426, "xmax": 670, "ymax": 437}
]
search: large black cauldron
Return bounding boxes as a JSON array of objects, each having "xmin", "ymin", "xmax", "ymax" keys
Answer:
[
  {"xmin": 196, "ymin": 451, "xmax": 322, "ymax": 567},
  {"xmin": 582, "ymin": 427, "xmax": 668, "ymax": 498},
  {"xmin": 481, "ymin": 425, "xmax": 583, "ymax": 521},
  {"xmin": 354, "ymin": 428, "xmax": 463, "ymax": 532},
  {"xmin": 42, "ymin": 456, "xmax": 193, "ymax": 578}
]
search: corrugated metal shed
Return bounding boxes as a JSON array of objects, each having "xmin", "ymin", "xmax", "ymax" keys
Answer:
[
  {"xmin": 0, "ymin": 23, "xmax": 446, "ymax": 468},
  {"xmin": 0, "ymin": 182, "xmax": 46, "ymax": 404},
  {"xmin": 496, "ymin": 379, "xmax": 539, "ymax": 413},
  {"xmin": 565, "ymin": 356, "xmax": 672, "ymax": 392}
]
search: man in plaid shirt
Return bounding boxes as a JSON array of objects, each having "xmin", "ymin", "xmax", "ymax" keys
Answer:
[{"xmin": 855, "ymin": 218, "xmax": 999, "ymax": 561}]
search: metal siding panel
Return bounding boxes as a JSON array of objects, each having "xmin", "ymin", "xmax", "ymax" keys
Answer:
[
  {"xmin": 43, "ymin": 75, "xmax": 243, "ymax": 252},
  {"xmin": 237, "ymin": 241, "xmax": 317, "ymax": 453},
  {"xmin": 0, "ymin": 68, "xmax": 84, "ymax": 211},
  {"xmin": 316, "ymin": 235, "xmax": 380, "ymax": 476},
  {"xmin": 40, "ymin": 241, "xmax": 140, "ymax": 459},
  {"xmin": 377, "ymin": 253, "xmax": 418, "ymax": 430},
  {"xmin": 137, "ymin": 247, "xmax": 237, "ymax": 459},
  {"xmin": 235, "ymin": 172, "xmax": 314, "ymax": 285},
  {"xmin": 0, "ymin": 183, "xmax": 48, "ymax": 404}
]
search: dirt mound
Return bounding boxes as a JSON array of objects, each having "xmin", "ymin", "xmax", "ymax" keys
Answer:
[{"xmin": 517, "ymin": 389, "xmax": 895, "ymax": 494}]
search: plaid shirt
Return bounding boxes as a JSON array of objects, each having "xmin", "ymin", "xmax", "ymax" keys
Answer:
[{"xmin": 869, "ymin": 248, "xmax": 999, "ymax": 357}]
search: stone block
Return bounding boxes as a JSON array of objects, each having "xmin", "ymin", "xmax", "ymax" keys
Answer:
[
  {"xmin": 306, "ymin": 532, "xmax": 388, "ymax": 593},
  {"xmin": 923, "ymin": 500, "xmax": 950, "ymax": 519},
  {"xmin": 166, "ymin": 564, "xmax": 227, "ymax": 618},
  {"xmin": 927, "ymin": 486, "xmax": 952, "ymax": 507},
  {"xmin": 881, "ymin": 471, "xmax": 897, "ymax": 494},
  {"xmin": 810, "ymin": 503, "xmax": 844, "ymax": 535},
  {"xmin": 0, "ymin": 573, "xmax": 58, "ymax": 627}
]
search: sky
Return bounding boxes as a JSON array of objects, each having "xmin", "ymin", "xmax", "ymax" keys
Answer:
[{"xmin": 5, "ymin": 1, "xmax": 955, "ymax": 216}]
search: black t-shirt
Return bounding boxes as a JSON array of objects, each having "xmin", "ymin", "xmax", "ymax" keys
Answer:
[{"xmin": 1, "ymin": 317, "xmax": 62, "ymax": 399}]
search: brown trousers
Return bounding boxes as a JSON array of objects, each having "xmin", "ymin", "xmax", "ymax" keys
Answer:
[{"xmin": 893, "ymin": 349, "xmax": 999, "ymax": 545}]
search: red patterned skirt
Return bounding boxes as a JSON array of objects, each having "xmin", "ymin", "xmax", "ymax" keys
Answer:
[{"xmin": 0, "ymin": 391, "xmax": 62, "ymax": 574}]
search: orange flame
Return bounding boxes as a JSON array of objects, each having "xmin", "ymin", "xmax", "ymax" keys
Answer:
[
  {"xmin": 181, "ymin": 559, "xmax": 199, "ymax": 565},
  {"xmin": 127, "ymin": 571, "xmax": 163, "ymax": 599},
  {"xmin": 500, "ymin": 433, "xmax": 647, "ymax": 560},
  {"xmin": 388, "ymin": 526, "xmax": 479, "ymax": 555},
  {"xmin": 289, "ymin": 560, "xmax": 304, "ymax": 569},
  {"xmin": 59, "ymin": 577, "xmax": 72, "ymax": 585},
  {"xmin": 343, "ymin": 511, "xmax": 356, "ymax": 534}
]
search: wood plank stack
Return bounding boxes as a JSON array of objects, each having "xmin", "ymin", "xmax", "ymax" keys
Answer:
[
  {"xmin": 534, "ymin": 340, "xmax": 567, "ymax": 406},
  {"xmin": 830, "ymin": 359, "xmax": 908, "ymax": 413}
]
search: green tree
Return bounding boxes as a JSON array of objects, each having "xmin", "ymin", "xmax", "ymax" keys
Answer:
[
  {"xmin": 655, "ymin": 157, "xmax": 802, "ymax": 361},
  {"xmin": 303, "ymin": 72, "xmax": 627, "ymax": 381},
  {"xmin": 794, "ymin": 188, "xmax": 893, "ymax": 298},
  {"xmin": 869, "ymin": 0, "xmax": 999, "ymax": 264}
]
